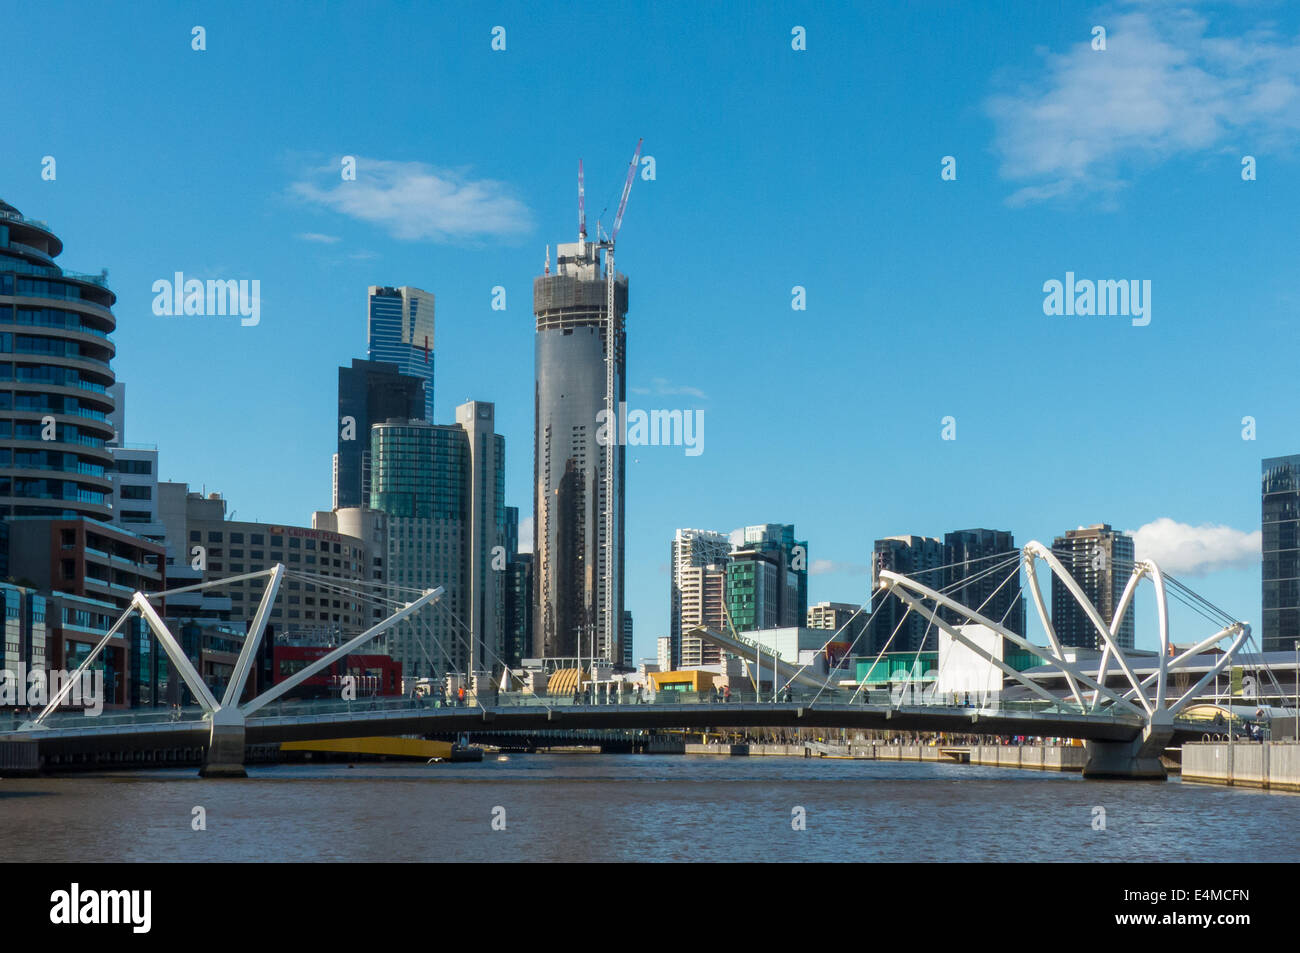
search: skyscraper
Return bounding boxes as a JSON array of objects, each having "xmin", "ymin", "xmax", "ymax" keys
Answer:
[
  {"xmin": 0, "ymin": 199, "xmax": 117, "ymax": 522},
  {"xmin": 1050, "ymin": 524, "xmax": 1135, "ymax": 650},
  {"xmin": 726, "ymin": 524, "xmax": 808, "ymax": 632},
  {"xmin": 871, "ymin": 535, "xmax": 944, "ymax": 653},
  {"xmin": 670, "ymin": 528, "xmax": 731, "ymax": 668},
  {"xmin": 367, "ymin": 286, "xmax": 435, "ymax": 422},
  {"xmin": 679, "ymin": 563, "xmax": 729, "ymax": 666},
  {"xmin": 335, "ymin": 358, "xmax": 427, "ymax": 509},
  {"xmin": 942, "ymin": 529, "xmax": 1025, "ymax": 636},
  {"xmin": 1262, "ymin": 455, "xmax": 1300, "ymax": 652},
  {"xmin": 370, "ymin": 402, "xmax": 505, "ymax": 678},
  {"xmin": 533, "ymin": 237, "xmax": 627, "ymax": 662}
]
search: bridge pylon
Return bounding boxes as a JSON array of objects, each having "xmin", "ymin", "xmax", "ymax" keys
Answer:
[
  {"xmin": 875, "ymin": 541, "xmax": 1250, "ymax": 781},
  {"xmin": 28, "ymin": 566, "xmax": 444, "ymax": 778}
]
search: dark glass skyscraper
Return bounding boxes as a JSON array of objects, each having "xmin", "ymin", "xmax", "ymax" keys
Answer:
[
  {"xmin": 335, "ymin": 358, "xmax": 426, "ymax": 509},
  {"xmin": 871, "ymin": 535, "xmax": 944, "ymax": 652},
  {"xmin": 0, "ymin": 199, "xmax": 117, "ymax": 521},
  {"xmin": 533, "ymin": 239, "xmax": 627, "ymax": 661},
  {"xmin": 1050, "ymin": 524, "xmax": 1135, "ymax": 650},
  {"xmin": 1262, "ymin": 455, "xmax": 1300, "ymax": 652},
  {"xmin": 942, "ymin": 529, "xmax": 1025, "ymax": 636}
]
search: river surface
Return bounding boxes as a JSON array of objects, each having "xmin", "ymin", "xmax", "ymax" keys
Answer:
[{"xmin": 2, "ymin": 755, "xmax": 1295, "ymax": 862}]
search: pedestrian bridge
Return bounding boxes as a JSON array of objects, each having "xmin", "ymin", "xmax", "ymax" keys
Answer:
[{"xmin": 2, "ymin": 541, "xmax": 1257, "ymax": 780}]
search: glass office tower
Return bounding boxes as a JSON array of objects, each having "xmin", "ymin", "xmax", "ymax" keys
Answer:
[
  {"xmin": 367, "ymin": 286, "xmax": 435, "ymax": 422},
  {"xmin": 1262, "ymin": 455, "xmax": 1300, "ymax": 652}
]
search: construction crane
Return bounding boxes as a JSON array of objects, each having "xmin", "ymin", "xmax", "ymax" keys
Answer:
[{"xmin": 597, "ymin": 139, "xmax": 641, "ymax": 664}]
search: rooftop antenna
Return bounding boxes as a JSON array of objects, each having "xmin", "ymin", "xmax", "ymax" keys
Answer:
[{"xmin": 578, "ymin": 159, "xmax": 587, "ymax": 253}]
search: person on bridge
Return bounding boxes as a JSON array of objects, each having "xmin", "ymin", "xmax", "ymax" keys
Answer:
[{"xmin": 723, "ymin": 685, "xmax": 731, "ymax": 703}]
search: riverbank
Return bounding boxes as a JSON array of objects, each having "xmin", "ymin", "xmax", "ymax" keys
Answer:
[
  {"xmin": 1181, "ymin": 741, "xmax": 1300, "ymax": 792},
  {"xmin": 681, "ymin": 741, "xmax": 1088, "ymax": 772}
]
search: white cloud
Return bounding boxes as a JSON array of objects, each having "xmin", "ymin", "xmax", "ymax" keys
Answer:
[
  {"xmin": 810, "ymin": 559, "xmax": 870, "ymax": 576},
  {"xmin": 986, "ymin": 8, "xmax": 1300, "ymax": 204},
  {"xmin": 1127, "ymin": 517, "xmax": 1259, "ymax": 576},
  {"xmin": 297, "ymin": 232, "xmax": 340, "ymax": 244},
  {"xmin": 629, "ymin": 378, "xmax": 707, "ymax": 399},
  {"xmin": 291, "ymin": 157, "xmax": 533, "ymax": 243}
]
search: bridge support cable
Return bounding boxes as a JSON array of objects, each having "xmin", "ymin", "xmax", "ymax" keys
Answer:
[
  {"xmin": 776, "ymin": 550, "xmax": 1024, "ymax": 700},
  {"xmin": 846, "ymin": 605, "xmax": 915, "ymax": 705},
  {"xmin": 1024, "ymin": 550, "xmax": 1087, "ymax": 710},
  {"xmin": 841, "ymin": 552, "xmax": 1022, "ymax": 706},
  {"xmin": 878, "ymin": 568, "xmax": 1147, "ymax": 719},
  {"xmin": 885, "ymin": 582, "xmax": 1100, "ymax": 713},
  {"xmin": 240, "ymin": 586, "xmax": 444, "ymax": 716},
  {"xmin": 220, "ymin": 564, "xmax": 285, "ymax": 710},
  {"xmin": 428, "ymin": 597, "xmax": 554, "ymax": 711},
  {"xmin": 1023, "ymin": 543, "xmax": 1153, "ymax": 715},
  {"xmin": 32, "ymin": 601, "xmax": 140, "ymax": 726},
  {"xmin": 1165, "ymin": 625, "xmax": 1251, "ymax": 717}
]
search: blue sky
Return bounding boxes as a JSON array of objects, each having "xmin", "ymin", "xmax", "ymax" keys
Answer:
[{"xmin": 5, "ymin": 0, "xmax": 1299, "ymax": 658}]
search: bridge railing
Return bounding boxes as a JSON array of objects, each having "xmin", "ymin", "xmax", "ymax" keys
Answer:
[{"xmin": 6, "ymin": 686, "xmax": 1177, "ymax": 735}]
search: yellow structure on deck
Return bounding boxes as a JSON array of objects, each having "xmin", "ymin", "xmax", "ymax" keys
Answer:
[
  {"xmin": 548, "ymin": 667, "xmax": 591, "ymax": 696},
  {"xmin": 650, "ymin": 670, "xmax": 717, "ymax": 693},
  {"xmin": 279, "ymin": 737, "xmax": 455, "ymax": 760}
]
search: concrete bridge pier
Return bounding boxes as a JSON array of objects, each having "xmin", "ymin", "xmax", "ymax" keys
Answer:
[
  {"xmin": 1083, "ymin": 717, "xmax": 1174, "ymax": 780},
  {"xmin": 200, "ymin": 712, "xmax": 247, "ymax": 778}
]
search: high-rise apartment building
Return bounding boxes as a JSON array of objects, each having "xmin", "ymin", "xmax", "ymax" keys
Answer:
[
  {"xmin": 942, "ymin": 529, "xmax": 1025, "ymax": 636},
  {"xmin": 669, "ymin": 528, "xmax": 731, "ymax": 668},
  {"xmin": 1262, "ymin": 455, "xmax": 1300, "ymax": 651},
  {"xmin": 679, "ymin": 563, "xmax": 729, "ymax": 666},
  {"xmin": 335, "ymin": 358, "xmax": 426, "ymax": 509},
  {"xmin": 622, "ymin": 610, "xmax": 634, "ymax": 668},
  {"xmin": 807, "ymin": 601, "xmax": 868, "ymax": 648},
  {"xmin": 370, "ymin": 401, "xmax": 505, "ymax": 678},
  {"xmin": 367, "ymin": 286, "xmax": 435, "ymax": 422},
  {"xmin": 1050, "ymin": 524, "xmax": 1135, "ymax": 650},
  {"xmin": 0, "ymin": 199, "xmax": 117, "ymax": 522},
  {"xmin": 533, "ymin": 237, "xmax": 627, "ymax": 662},
  {"xmin": 871, "ymin": 535, "xmax": 944, "ymax": 652}
]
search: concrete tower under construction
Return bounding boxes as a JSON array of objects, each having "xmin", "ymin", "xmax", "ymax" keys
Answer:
[{"xmin": 532, "ymin": 237, "xmax": 627, "ymax": 663}]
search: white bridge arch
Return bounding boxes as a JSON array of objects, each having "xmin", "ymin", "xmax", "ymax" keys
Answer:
[{"xmin": 875, "ymin": 540, "xmax": 1249, "ymax": 777}]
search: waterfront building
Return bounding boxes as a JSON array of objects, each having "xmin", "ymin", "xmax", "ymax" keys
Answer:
[
  {"xmin": 370, "ymin": 401, "xmax": 505, "ymax": 679},
  {"xmin": 0, "ymin": 581, "xmax": 47, "ymax": 688},
  {"xmin": 367, "ymin": 286, "xmax": 435, "ymax": 423},
  {"xmin": 1262, "ymin": 455, "xmax": 1300, "ymax": 652},
  {"xmin": 1050, "ymin": 524, "xmax": 1136, "ymax": 650},
  {"xmin": 334, "ymin": 358, "xmax": 426, "ymax": 510},
  {"xmin": 622, "ymin": 610, "xmax": 634, "ymax": 668},
  {"xmin": 669, "ymin": 528, "xmax": 731, "ymax": 669},
  {"xmin": 942, "ymin": 529, "xmax": 1025, "ymax": 636},
  {"xmin": 680, "ymin": 562, "xmax": 729, "ymax": 666},
  {"xmin": 0, "ymin": 199, "xmax": 117, "ymax": 523},
  {"xmin": 157, "ymin": 483, "xmax": 374, "ymax": 640},
  {"xmin": 533, "ymin": 238, "xmax": 628, "ymax": 663},
  {"xmin": 871, "ymin": 535, "xmax": 944, "ymax": 652},
  {"xmin": 656, "ymin": 635, "xmax": 671, "ymax": 672}
]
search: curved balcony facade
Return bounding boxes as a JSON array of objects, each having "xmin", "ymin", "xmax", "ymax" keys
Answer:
[{"xmin": 0, "ymin": 198, "xmax": 117, "ymax": 521}]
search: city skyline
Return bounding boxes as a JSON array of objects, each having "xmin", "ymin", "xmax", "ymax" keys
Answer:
[{"xmin": 4, "ymin": 1, "xmax": 1296, "ymax": 660}]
